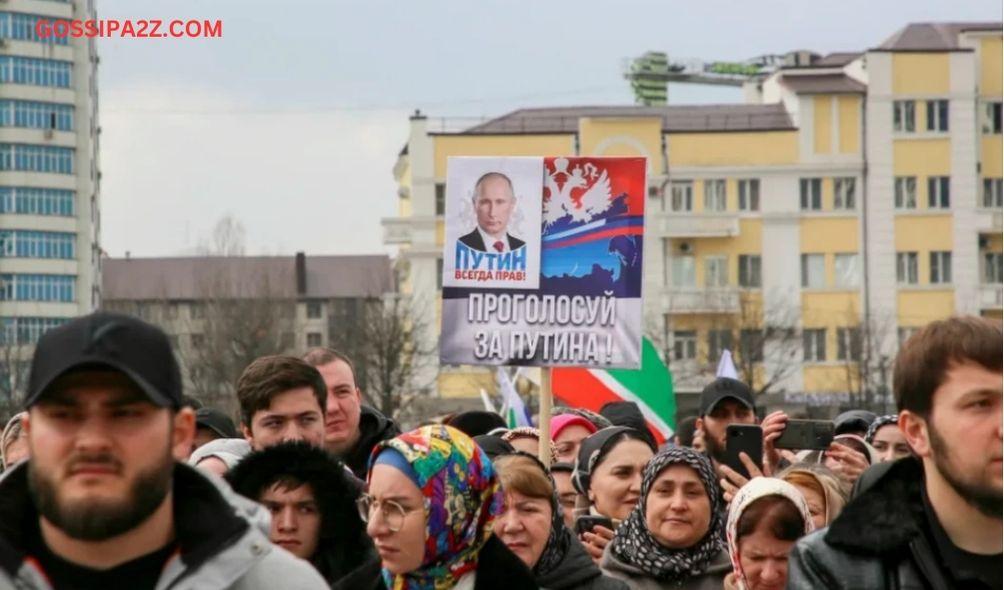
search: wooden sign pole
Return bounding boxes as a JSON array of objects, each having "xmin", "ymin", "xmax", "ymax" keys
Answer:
[{"xmin": 538, "ymin": 368, "xmax": 552, "ymax": 468}]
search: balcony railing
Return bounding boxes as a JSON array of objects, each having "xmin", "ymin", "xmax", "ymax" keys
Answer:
[
  {"xmin": 653, "ymin": 286, "xmax": 741, "ymax": 313},
  {"xmin": 980, "ymin": 284, "xmax": 1003, "ymax": 310},
  {"xmin": 650, "ymin": 212, "xmax": 740, "ymax": 238}
]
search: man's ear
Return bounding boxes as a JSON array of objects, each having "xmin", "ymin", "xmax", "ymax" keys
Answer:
[
  {"xmin": 242, "ymin": 424, "xmax": 254, "ymax": 447},
  {"xmin": 695, "ymin": 417, "xmax": 704, "ymax": 433},
  {"xmin": 899, "ymin": 410, "xmax": 930, "ymax": 458},
  {"xmin": 172, "ymin": 407, "xmax": 196, "ymax": 461}
]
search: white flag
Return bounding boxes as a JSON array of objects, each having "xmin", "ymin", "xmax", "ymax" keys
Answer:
[
  {"xmin": 716, "ymin": 349, "xmax": 739, "ymax": 380},
  {"xmin": 479, "ymin": 388, "xmax": 497, "ymax": 413},
  {"xmin": 497, "ymin": 367, "xmax": 531, "ymax": 428}
]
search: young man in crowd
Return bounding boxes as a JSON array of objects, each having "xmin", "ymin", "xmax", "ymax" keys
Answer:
[
  {"xmin": 190, "ymin": 406, "xmax": 240, "ymax": 455},
  {"xmin": 226, "ymin": 441, "xmax": 380, "ymax": 588},
  {"xmin": 694, "ymin": 377, "xmax": 758, "ymax": 467},
  {"xmin": 302, "ymin": 348, "xmax": 399, "ymax": 478},
  {"xmin": 788, "ymin": 316, "xmax": 1002, "ymax": 589},
  {"xmin": 0, "ymin": 311, "xmax": 326, "ymax": 589},
  {"xmin": 237, "ymin": 355, "xmax": 327, "ymax": 451}
]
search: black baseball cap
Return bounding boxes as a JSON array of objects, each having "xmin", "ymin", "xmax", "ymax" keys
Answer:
[
  {"xmin": 834, "ymin": 410, "xmax": 877, "ymax": 435},
  {"xmin": 195, "ymin": 407, "xmax": 239, "ymax": 439},
  {"xmin": 699, "ymin": 377, "xmax": 755, "ymax": 416},
  {"xmin": 25, "ymin": 311, "xmax": 182, "ymax": 409}
]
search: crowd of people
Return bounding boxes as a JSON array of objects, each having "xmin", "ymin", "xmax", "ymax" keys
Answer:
[{"xmin": 0, "ymin": 311, "xmax": 999, "ymax": 589}]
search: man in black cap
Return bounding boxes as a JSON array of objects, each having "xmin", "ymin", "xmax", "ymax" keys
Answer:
[
  {"xmin": 191, "ymin": 407, "xmax": 240, "ymax": 455},
  {"xmin": 0, "ymin": 311, "xmax": 326, "ymax": 589},
  {"xmin": 833, "ymin": 409, "xmax": 877, "ymax": 437},
  {"xmin": 695, "ymin": 377, "xmax": 757, "ymax": 467}
]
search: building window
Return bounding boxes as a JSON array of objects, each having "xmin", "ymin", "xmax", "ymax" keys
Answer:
[
  {"xmin": 306, "ymin": 301, "xmax": 322, "ymax": 319},
  {"xmin": 190, "ymin": 303, "xmax": 204, "ymax": 320},
  {"xmin": 833, "ymin": 177, "xmax": 856, "ymax": 210},
  {"xmin": 738, "ymin": 255, "xmax": 762, "ymax": 288},
  {"xmin": 927, "ymin": 176, "xmax": 950, "ymax": 209},
  {"xmin": 704, "ymin": 255, "xmax": 728, "ymax": 287},
  {"xmin": 983, "ymin": 252, "xmax": 1003, "ymax": 284},
  {"xmin": 307, "ymin": 332, "xmax": 323, "ymax": 347},
  {"xmin": 982, "ymin": 178, "xmax": 1003, "ymax": 209},
  {"xmin": 0, "ymin": 143, "xmax": 74, "ymax": 174},
  {"xmin": 0, "ymin": 187, "xmax": 75, "ymax": 216},
  {"xmin": 834, "ymin": 253, "xmax": 860, "ymax": 288},
  {"xmin": 703, "ymin": 179, "xmax": 726, "ymax": 212},
  {"xmin": 0, "ymin": 316, "xmax": 67, "ymax": 345},
  {"xmin": 0, "ymin": 12, "xmax": 70, "ymax": 45},
  {"xmin": 799, "ymin": 178, "xmax": 822, "ymax": 210},
  {"xmin": 930, "ymin": 251, "xmax": 952, "ymax": 284},
  {"xmin": 672, "ymin": 330, "xmax": 697, "ymax": 360},
  {"xmin": 983, "ymin": 101, "xmax": 1002, "ymax": 135},
  {"xmin": 707, "ymin": 329, "xmax": 733, "ymax": 363},
  {"xmin": 803, "ymin": 328, "xmax": 826, "ymax": 362},
  {"xmin": 800, "ymin": 254, "xmax": 825, "ymax": 288},
  {"xmin": 671, "ymin": 256, "xmax": 696, "ymax": 287},
  {"xmin": 738, "ymin": 179, "xmax": 760, "ymax": 212},
  {"xmin": 739, "ymin": 329, "xmax": 764, "ymax": 362},
  {"xmin": 0, "ymin": 230, "xmax": 75, "ymax": 259},
  {"xmin": 190, "ymin": 333, "xmax": 205, "ymax": 348},
  {"xmin": 893, "ymin": 100, "xmax": 915, "ymax": 133},
  {"xmin": 670, "ymin": 181, "xmax": 693, "ymax": 212},
  {"xmin": 894, "ymin": 176, "xmax": 917, "ymax": 210},
  {"xmin": 0, "ymin": 100, "xmax": 74, "ymax": 131},
  {"xmin": 836, "ymin": 327, "xmax": 862, "ymax": 361},
  {"xmin": 896, "ymin": 252, "xmax": 919, "ymax": 285},
  {"xmin": 434, "ymin": 183, "xmax": 445, "ymax": 216},
  {"xmin": 0, "ymin": 56, "xmax": 72, "ymax": 88},
  {"xmin": 925, "ymin": 100, "xmax": 949, "ymax": 132},
  {"xmin": 0, "ymin": 273, "xmax": 75, "ymax": 302}
]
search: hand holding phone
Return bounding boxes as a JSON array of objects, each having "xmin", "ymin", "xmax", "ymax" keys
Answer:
[
  {"xmin": 775, "ymin": 420, "xmax": 835, "ymax": 451},
  {"xmin": 574, "ymin": 515, "xmax": 614, "ymax": 536},
  {"xmin": 724, "ymin": 424, "xmax": 763, "ymax": 480}
]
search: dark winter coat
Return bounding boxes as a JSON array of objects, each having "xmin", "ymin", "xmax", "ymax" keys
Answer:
[
  {"xmin": 537, "ymin": 536, "xmax": 627, "ymax": 590},
  {"xmin": 344, "ymin": 405, "xmax": 401, "ymax": 479},
  {"xmin": 787, "ymin": 457, "xmax": 976, "ymax": 590}
]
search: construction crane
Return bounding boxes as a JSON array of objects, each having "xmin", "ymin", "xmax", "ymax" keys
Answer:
[{"xmin": 624, "ymin": 50, "xmax": 817, "ymax": 105}]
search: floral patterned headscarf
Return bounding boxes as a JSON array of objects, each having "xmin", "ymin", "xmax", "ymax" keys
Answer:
[
  {"xmin": 369, "ymin": 425, "xmax": 503, "ymax": 590},
  {"xmin": 725, "ymin": 477, "xmax": 814, "ymax": 590}
]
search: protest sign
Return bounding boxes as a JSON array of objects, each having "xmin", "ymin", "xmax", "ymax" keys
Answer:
[{"xmin": 441, "ymin": 156, "xmax": 646, "ymax": 369}]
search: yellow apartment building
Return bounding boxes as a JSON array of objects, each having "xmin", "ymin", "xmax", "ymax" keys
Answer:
[{"xmin": 384, "ymin": 22, "xmax": 1003, "ymax": 414}]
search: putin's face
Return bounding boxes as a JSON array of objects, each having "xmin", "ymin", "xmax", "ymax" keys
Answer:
[{"xmin": 475, "ymin": 176, "xmax": 515, "ymax": 239}]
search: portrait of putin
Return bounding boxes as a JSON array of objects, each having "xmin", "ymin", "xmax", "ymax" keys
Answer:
[{"xmin": 458, "ymin": 172, "xmax": 526, "ymax": 253}]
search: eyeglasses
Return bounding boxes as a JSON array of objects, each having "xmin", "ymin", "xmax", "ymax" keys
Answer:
[{"xmin": 356, "ymin": 493, "xmax": 417, "ymax": 533}]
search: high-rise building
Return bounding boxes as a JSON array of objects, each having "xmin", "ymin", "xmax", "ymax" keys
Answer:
[
  {"xmin": 384, "ymin": 22, "xmax": 1003, "ymax": 415},
  {"xmin": 0, "ymin": 0, "xmax": 101, "ymax": 399}
]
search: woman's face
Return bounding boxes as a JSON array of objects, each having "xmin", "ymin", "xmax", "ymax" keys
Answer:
[
  {"xmin": 554, "ymin": 424, "xmax": 593, "ymax": 463},
  {"xmin": 871, "ymin": 424, "xmax": 911, "ymax": 462},
  {"xmin": 644, "ymin": 464, "xmax": 711, "ymax": 549},
  {"xmin": 737, "ymin": 524, "xmax": 797, "ymax": 590},
  {"xmin": 366, "ymin": 464, "xmax": 427, "ymax": 575},
  {"xmin": 509, "ymin": 436, "xmax": 539, "ymax": 456},
  {"xmin": 552, "ymin": 470, "xmax": 577, "ymax": 530},
  {"xmin": 493, "ymin": 489, "xmax": 552, "ymax": 569},
  {"xmin": 790, "ymin": 482, "xmax": 826, "ymax": 530},
  {"xmin": 588, "ymin": 439, "xmax": 653, "ymax": 521}
]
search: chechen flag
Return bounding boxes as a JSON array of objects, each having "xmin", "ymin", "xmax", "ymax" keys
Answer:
[{"xmin": 551, "ymin": 338, "xmax": 676, "ymax": 445}]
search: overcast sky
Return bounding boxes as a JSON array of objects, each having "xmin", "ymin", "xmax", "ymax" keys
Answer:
[{"xmin": 97, "ymin": 0, "xmax": 1001, "ymax": 258}]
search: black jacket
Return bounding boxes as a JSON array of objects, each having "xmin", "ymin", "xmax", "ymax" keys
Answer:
[
  {"xmin": 787, "ymin": 458, "xmax": 959, "ymax": 590},
  {"xmin": 458, "ymin": 229, "xmax": 526, "ymax": 252},
  {"xmin": 344, "ymin": 405, "xmax": 400, "ymax": 479},
  {"xmin": 537, "ymin": 536, "xmax": 627, "ymax": 590},
  {"xmin": 347, "ymin": 535, "xmax": 538, "ymax": 590}
]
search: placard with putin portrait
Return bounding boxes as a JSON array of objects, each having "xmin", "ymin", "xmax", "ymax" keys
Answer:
[{"xmin": 442, "ymin": 157, "xmax": 543, "ymax": 290}]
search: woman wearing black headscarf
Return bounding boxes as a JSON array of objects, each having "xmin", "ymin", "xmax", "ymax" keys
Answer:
[
  {"xmin": 600, "ymin": 447, "xmax": 730, "ymax": 590},
  {"xmin": 493, "ymin": 452, "xmax": 627, "ymax": 590}
]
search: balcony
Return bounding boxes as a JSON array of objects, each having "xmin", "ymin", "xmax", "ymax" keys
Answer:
[
  {"xmin": 974, "ymin": 209, "xmax": 1003, "ymax": 233},
  {"xmin": 652, "ymin": 286, "xmax": 741, "ymax": 314},
  {"xmin": 980, "ymin": 284, "xmax": 1003, "ymax": 310},
  {"xmin": 381, "ymin": 215, "xmax": 438, "ymax": 246},
  {"xmin": 650, "ymin": 212, "xmax": 740, "ymax": 238}
]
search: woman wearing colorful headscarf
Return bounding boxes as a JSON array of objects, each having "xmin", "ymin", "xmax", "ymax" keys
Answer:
[
  {"xmin": 572, "ymin": 427, "xmax": 656, "ymax": 562},
  {"xmin": 600, "ymin": 447, "xmax": 731, "ymax": 590},
  {"xmin": 723, "ymin": 478, "xmax": 814, "ymax": 590},
  {"xmin": 493, "ymin": 452, "xmax": 627, "ymax": 590},
  {"xmin": 361, "ymin": 425, "xmax": 535, "ymax": 590}
]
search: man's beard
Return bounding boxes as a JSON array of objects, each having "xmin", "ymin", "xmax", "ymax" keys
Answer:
[
  {"xmin": 704, "ymin": 432, "xmax": 728, "ymax": 464},
  {"xmin": 28, "ymin": 448, "xmax": 175, "ymax": 541},
  {"xmin": 929, "ymin": 421, "xmax": 1003, "ymax": 519}
]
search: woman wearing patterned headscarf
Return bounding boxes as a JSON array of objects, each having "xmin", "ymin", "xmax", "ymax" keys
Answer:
[
  {"xmin": 723, "ymin": 478, "xmax": 814, "ymax": 590},
  {"xmin": 362, "ymin": 425, "xmax": 535, "ymax": 590},
  {"xmin": 865, "ymin": 414, "xmax": 911, "ymax": 462},
  {"xmin": 600, "ymin": 447, "xmax": 731, "ymax": 590},
  {"xmin": 493, "ymin": 452, "xmax": 627, "ymax": 590}
]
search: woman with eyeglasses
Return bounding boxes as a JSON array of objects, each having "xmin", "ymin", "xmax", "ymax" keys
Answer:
[{"xmin": 358, "ymin": 424, "xmax": 536, "ymax": 590}]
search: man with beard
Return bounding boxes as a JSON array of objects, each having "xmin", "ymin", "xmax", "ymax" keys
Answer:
[
  {"xmin": 0, "ymin": 311, "xmax": 326, "ymax": 590},
  {"xmin": 789, "ymin": 316, "xmax": 1003, "ymax": 589},
  {"xmin": 694, "ymin": 377, "xmax": 757, "ymax": 467}
]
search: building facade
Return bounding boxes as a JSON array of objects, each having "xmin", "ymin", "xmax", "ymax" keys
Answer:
[
  {"xmin": 384, "ymin": 22, "xmax": 1003, "ymax": 415},
  {"xmin": 0, "ymin": 0, "xmax": 101, "ymax": 400}
]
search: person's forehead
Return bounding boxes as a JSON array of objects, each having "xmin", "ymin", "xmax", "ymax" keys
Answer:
[
  {"xmin": 654, "ymin": 463, "xmax": 701, "ymax": 485},
  {"xmin": 873, "ymin": 424, "xmax": 904, "ymax": 440},
  {"xmin": 369, "ymin": 463, "xmax": 423, "ymax": 499},
  {"xmin": 257, "ymin": 388, "xmax": 322, "ymax": 416},
  {"xmin": 262, "ymin": 482, "xmax": 315, "ymax": 503},
  {"xmin": 316, "ymin": 359, "xmax": 355, "ymax": 387},
  {"xmin": 555, "ymin": 424, "xmax": 592, "ymax": 441},
  {"xmin": 935, "ymin": 361, "xmax": 1003, "ymax": 402},
  {"xmin": 603, "ymin": 439, "xmax": 653, "ymax": 463},
  {"xmin": 478, "ymin": 176, "xmax": 513, "ymax": 198}
]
